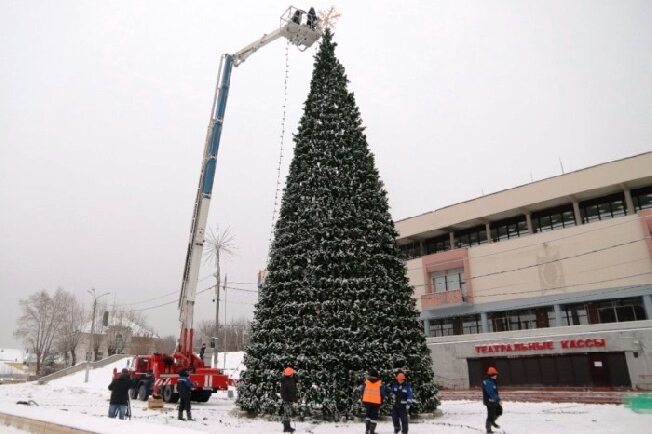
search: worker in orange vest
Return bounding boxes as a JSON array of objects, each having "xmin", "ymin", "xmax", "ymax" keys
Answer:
[{"xmin": 360, "ymin": 368, "xmax": 388, "ymax": 434}]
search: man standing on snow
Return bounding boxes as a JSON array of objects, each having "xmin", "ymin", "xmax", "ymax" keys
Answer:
[
  {"xmin": 390, "ymin": 371, "xmax": 414, "ymax": 434},
  {"xmin": 280, "ymin": 366, "xmax": 298, "ymax": 433},
  {"xmin": 177, "ymin": 370, "xmax": 193, "ymax": 421},
  {"xmin": 361, "ymin": 368, "xmax": 388, "ymax": 434},
  {"xmin": 199, "ymin": 343, "xmax": 207, "ymax": 361},
  {"xmin": 108, "ymin": 368, "xmax": 133, "ymax": 419},
  {"xmin": 482, "ymin": 366, "xmax": 502, "ymax": 433}
]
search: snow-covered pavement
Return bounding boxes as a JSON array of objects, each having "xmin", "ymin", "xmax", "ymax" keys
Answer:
[{"xmin": 0, "ymin": 357, "xmax": 649, "ymax": 433}]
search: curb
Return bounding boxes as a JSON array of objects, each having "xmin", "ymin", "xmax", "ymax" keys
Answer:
[{"xmin": 0, "ymin": 412, "xmax": 94, "ymax": 434}]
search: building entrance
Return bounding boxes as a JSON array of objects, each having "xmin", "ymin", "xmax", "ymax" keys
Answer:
[{"xmin": 468, "ymin": 352, "xmax": 631, "ymax": 388}]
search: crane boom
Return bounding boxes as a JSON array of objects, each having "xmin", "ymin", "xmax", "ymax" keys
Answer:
[{"xmin": 178, "ymin": 7, "xmax": 322, "ymax": 355}]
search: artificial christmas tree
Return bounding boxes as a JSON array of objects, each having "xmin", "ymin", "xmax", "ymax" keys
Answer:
[{"xmin": 236, "ymin": 30, "xmax": 438, "ymax": 417}]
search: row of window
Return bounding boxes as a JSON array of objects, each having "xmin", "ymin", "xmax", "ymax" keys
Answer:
[
  {"xmin": 400, "ymin": 187, "xmax": 652, "ymax": 261},
  {"xmin": 426, "ymin": 297, "xmax": 648, "ymax": 337}
]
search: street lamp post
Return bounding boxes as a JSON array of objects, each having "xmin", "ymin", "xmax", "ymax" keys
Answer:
[{"xmin": 84, "ymin": 288, "xmax": 110, "ymax": 383}]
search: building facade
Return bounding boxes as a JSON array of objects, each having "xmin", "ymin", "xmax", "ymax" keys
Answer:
[{"xmin": 396, "ymin": 152, "xmax": 652, "ymax": 389}]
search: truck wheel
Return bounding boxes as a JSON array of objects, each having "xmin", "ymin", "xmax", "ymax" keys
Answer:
[
  {"xmin": 138, "ymin": 384, "xmax": 149, "ymax": 401},
  {"xmin": 200, "ymin": 390, "xmax": 212, "ymax": 402},
  {"xmin": 162, "ymin": 385, "xmax": 174, "ymax": 403},
  {"xmin": 129, "ymin": 386, "xmax": 138, "ymax": 400}
]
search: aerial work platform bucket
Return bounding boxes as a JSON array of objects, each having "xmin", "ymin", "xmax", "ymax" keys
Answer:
[{"xmin": 279, "ymin": 6, "xmax": 322, "ymax": 50}]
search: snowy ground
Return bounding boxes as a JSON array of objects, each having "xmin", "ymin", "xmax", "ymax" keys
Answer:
[{"xmin": 0, "ymin": 356, "xmax": 649, "ymax": 433}]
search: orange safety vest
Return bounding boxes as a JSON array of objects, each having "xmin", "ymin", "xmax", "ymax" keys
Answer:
[{"xmin": 362, "ymin": 379, "xmax": 382, "ymax": 405}]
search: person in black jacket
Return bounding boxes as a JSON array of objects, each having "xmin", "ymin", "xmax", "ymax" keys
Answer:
[
  {"xmin": 280, "ymin": 366, "xmax": 298, "ymax": 433},
  {"xmin": 108, "ymin": 368, "xmax": 133, "ymax": 419},
  {"xmin": 307, "ymin": 7, "xmax": 317, "ymax": 29},
  {"xmin": 177, "ymin": 370, "xmax": 193, "ymax": 421}
]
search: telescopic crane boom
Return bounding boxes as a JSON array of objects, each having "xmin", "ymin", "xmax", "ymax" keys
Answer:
[{"xmin": 178, "ymin": 7, "xmax": 322, "ymax": 356}]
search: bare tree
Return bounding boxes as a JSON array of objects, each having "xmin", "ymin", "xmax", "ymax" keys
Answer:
[
  {"xmin": 55, "ymin": 290, "xmax": 86, "ymax": 367},
  {"xmin": 197, "ymin": 318, "xmax": 250, "ymax": 352},
  {"xmin": 154, "ymin": 335, "xmax": 176, "ymax": 354},
  {"xmin": 14, "ymin": 288, "xmax": 68, "ymax": 375},
  {"xmin": 105, "ymin": 309, "xmax": 153, "ymax": 356}
]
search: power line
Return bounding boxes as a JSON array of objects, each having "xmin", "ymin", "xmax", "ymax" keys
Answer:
[
  {"xmin": 470, "ymin": 271, "xmax": 652, "ymax": 299},
  {"xmin": 408, "ymin": 236, "xmax": 650, "ymax": 291}
]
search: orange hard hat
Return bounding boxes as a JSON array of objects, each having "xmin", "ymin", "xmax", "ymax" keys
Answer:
[
  {"xmin": 283, "ymin": 367, "xmax": 295, "ymax": 377},
  {"xmin": 487, "ymin": 366, "xmax": 498, "ymax": 375},
  {"xmin": 396, "ymin": 372, "xmax": 406, "ymax": 382}
]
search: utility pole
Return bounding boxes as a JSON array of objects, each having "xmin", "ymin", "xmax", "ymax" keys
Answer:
[
  {"xmin": 85, "ymin": 288, "xmax": 109, "ymax": 383},
  {"xmin": 223, "ymin": 274, "xmax": 227, "ymax": 370},
  {"xmin": 213, "ymin": 256, "xmax": 220, "ymax": 370},
  {"xmin": 205, "ymin": 226, "xmax": 234, "ymax": 369}
]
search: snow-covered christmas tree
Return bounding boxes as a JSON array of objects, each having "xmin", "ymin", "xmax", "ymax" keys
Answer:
[{"xmin": 236, "ymin": 30, "xmax": 437, "ymax": 416}]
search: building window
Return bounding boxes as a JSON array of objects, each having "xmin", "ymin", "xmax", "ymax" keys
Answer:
[
  {"xmin": 532, "ymin": 205, "xmax": 576, "ymax": 233},
  {"xmin": 489, "ymin": 308, "xmax": 552, "ymax": 332},
  {"xmin": 399, "ymin": 241, "xmax": 421, "ymax": 260},
  {"xmin": 594, "ymin": 297, "xmax": 647, "ymax": 323},
  {"xmin": 490, "ymin": 312, "xmax": 508, "ymax": 332},
  {"xmin": 424, "ymin": 235, "xmax": 450, "ymax": 255},
  {"xmin": 579, "ymin": 193, "xmax": 628, "ymax": 224},
  {"xmin": 428, "ymin": 318, "xmax": 455, "ymax": 337},
  {"xmin": 462, "ymin": 314, "xmax": 482, "ymax": 334},
  {"xmin": 560, "ymin": 303, "xmax": 590, "ymax": 326},
  {"xmin": 430, "ymin": 268, "xmax": 466, "ymax": 293},
  {"xmin": 490, "ymin": 216, "xmax": 528, "ymax": 242},
  {"xmin": 633, "ymin": 186, "xmax": 652, "ymax": 211},
  {"xmin": 455, "ymin": 225, "xmax": 488, "ymax": 248}
]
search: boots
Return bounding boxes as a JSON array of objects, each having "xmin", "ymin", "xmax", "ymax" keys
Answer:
[
  {"xmin": 283, "ymin": 420, "xmax": 295, "ymax": 432},
  {"xmin": 365, "ymin": 420, "xmax": 371, "ymax": 434},
  {"xmin": 369, "ymin": 422, "xmax": 377, "ymax": 434},
  {"xmin": 187, "ymin": 411, "xmax": 192, "ymax": 421}
]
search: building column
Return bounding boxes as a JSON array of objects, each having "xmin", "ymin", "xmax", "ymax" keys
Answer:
[
  {"xmin": 423, "ymin": 319, "xmax": 430, "ymax": 337},
  {"xmin": 623, "ymin": 187, "xmax": 636, "ymax": 215},
  {"xmin": 485, "ymin": 222, "xmax": 492, "ymax": 243},
  {"xmin": 449, "ymin": 232, "xmax": 455, "ymax": 249},
  {"xmin": 643, "ymin": 295, "xmax": 652, "ymax": 320},
  {"xmin": 480, "ymin": 312, "xmax": 489, "ymax": 333},
  {"xmin": 553, "ymin": 304, "xmax": 562, "ymax": 327},
  {"xmin": 419, "ymin": 240, "xmax": 426, "ymax": 257},
  {"xmin": 525, "ymin": 212, "xmax": 534, "ymax": 234},
  {"xmin": 572, "ymin": 200, "xmax": 583, "ymax": 225}
]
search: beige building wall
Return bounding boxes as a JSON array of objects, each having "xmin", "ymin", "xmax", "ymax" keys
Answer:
[
  {"xmin": 406, "ymin": 258, "xmax": 425, "ymax": 309},
  {"xmin": 467, "ymin": 215, "xmax": 652, "ymax": 304}
]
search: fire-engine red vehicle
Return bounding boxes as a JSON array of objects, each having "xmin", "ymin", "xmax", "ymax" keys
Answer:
[{"xmin": 112, "ymin": 7, "xmax": 321, "ymax": 404}]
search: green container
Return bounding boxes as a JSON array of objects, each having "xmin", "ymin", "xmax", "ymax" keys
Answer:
[{"xmin": 624, "ymin": 393, "xmax": 652, "ymax": 413}]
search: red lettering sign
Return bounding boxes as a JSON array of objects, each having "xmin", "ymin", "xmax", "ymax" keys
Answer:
[{"xmin": 473, "ymin": 338, "xmax": 606, "ymax": 353}]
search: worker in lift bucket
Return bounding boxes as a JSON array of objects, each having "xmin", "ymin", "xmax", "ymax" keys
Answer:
[
  {"xmin": 307, "ymin": 7, "xmax": 317, "ymax": 30},
  {"xmin": 291, "ymin": 9, "xmax": 302, "ymax": 25}
]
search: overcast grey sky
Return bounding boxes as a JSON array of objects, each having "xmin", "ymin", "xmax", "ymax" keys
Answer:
[{"xmin": 1, "ymin": 0, "xmax": 651, "ymax": 348}]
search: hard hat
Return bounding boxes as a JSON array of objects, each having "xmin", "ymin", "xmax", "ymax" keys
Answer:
[
  {"xmin": 284, "ymin": 367, "xmax": 295, "ymax": 377},
  {"xmin": 396, "ymin": 372, "xmax": 406, "ymax": 382},
  {"xmin": 487, "ymin": 366, "xmax": 498, "ymax": 376}
]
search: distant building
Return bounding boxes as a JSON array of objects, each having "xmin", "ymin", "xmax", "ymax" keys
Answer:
[
  {"xmin": 396, "ymin": 152, "xmax": 652, "ymax": 389},
  {"xmin": 76, "ymin": 311, "xmax": 159, "ymax": 363}
]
